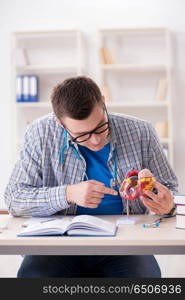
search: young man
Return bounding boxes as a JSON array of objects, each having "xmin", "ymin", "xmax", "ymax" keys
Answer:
[{"xmin": 5, "ymin": 76, "xmax": 178, "ymax": 278}]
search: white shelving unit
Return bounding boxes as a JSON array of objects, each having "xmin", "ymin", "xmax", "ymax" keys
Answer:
[
  {"xmin": 98, "ymin": 27, "xmax": 174, "ymax": 165},
  {"xmin": 11, "ymin": 30, "xmax": 85, "ymax": 162}
]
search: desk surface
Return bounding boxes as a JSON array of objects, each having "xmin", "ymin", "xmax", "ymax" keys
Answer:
[{"xmin": 0, "ymin": 214, "xmax": 184, "ymax": 255}]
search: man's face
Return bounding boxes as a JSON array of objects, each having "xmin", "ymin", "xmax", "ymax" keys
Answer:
[{"xmin": 61, "ymin": 104, "xmax": 109, "ymax": 151}]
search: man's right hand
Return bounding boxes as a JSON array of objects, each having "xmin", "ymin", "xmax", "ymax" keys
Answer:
[{"xmin": 66, "ymin": 180, "xmax": 118, "ymax": 208}]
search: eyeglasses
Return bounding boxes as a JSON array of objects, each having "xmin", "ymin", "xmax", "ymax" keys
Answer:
[
  {"xmin": 60, "ymin": 104, "xmax": 110, "ymax": 143},
  {"xmin": 71, "ymin": 121, "xmax": 110, "ymax": 143}
]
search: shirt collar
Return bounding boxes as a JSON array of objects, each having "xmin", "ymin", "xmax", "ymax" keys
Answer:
[{"xmin": 108, "ymin": 117, "xmax": 117, "ymax": 152}]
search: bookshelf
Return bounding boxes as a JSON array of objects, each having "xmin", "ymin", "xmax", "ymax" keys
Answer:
[
  {"xmin": 98, "ymin": 28, "xmax": 174, "ymax": 165},
  {"xmin": 11, "ymin": 30, "xmax": 85, "ymax": 162}
]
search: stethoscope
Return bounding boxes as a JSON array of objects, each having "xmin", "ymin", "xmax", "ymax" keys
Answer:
[
  {"xmin": 60, "ymin": 130, "xmax": 81, "ymax": 164},
  {"xmin": 59, "ymin": 130, "xmax": 173, "ymax": 225},
  {"xmin": 60, "ymin": 129, "xmax": 118, "ymax": 189}
]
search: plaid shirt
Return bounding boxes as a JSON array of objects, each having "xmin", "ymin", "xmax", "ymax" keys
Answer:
[{"xmin": 4, "ymin": 112, "xmax": 178, "ymax": 217}]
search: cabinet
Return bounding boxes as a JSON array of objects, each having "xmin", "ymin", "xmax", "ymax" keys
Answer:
[
  {"xmin": 98, "ymin": 28, "xmax": 174, "ymax": 165},
  {"xmin": 11, "ymin": 28, "xmax": 174, "ymax": 166},
  {"xmin": 12, "ymin": 30, "xmax": 85, "ymax": 161}
]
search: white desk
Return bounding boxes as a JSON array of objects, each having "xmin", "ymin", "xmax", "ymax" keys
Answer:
[{"xmin": 0, "ymin": 214, "xmax": 184, "ymax": 255}]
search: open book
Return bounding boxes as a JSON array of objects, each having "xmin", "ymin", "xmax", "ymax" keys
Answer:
[{"xmin": 18, "ymin": 215, "xmax": 117, "ymax": 237}]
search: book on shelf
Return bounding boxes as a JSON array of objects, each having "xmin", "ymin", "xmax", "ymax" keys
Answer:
[
  {"xmin": 18, "ymin": 215, "xmax": 117, "ymax": 237},
  {"xmin": 174, "ymin": 195, "xmax": 185, "ymax": 229},
  {"xmin": 106, "ymin": 48, "xmax": 117, "ymax": 64},
  {"xmin": 155, "ymin": 120, "xmax": 168, "ymax": 138},
  {"xmin": 12, "ymin": 48, "xmax": 29, "ymax": 67},
  {"xmin": 155, "ymin": 77, "xmax": 168, "ymax": 102},
  {"xmin": 99, "ymin": 47, "xmax": 107, "ymax": 64},
  {"xmin": 99, "ymin": 47, "xmax": 117, "ymax": 64},
  {"xmin": 101, "ymin": 85, "xmax": 111, "ymax": 102}
]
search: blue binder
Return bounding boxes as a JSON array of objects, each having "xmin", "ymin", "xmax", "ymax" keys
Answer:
[{"xmin": 16, "ymin": 75, "xmax": 39, "ymax": 102}]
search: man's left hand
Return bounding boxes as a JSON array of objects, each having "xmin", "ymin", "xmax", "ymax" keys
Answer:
[{"xmin": 140, "ymin": 181, "xmax": 174, "ymax": 215}]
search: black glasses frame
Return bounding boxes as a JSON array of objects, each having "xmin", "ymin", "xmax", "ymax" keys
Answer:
[
  {"xmin": 60, "ymin": 103, "xmax": 110, "ymax": 144},
  {"xmin": 71, "ymin": 121, "xmax": 110, "ymax": 143}
]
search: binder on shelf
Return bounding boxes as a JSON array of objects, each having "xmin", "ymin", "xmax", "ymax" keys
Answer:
[
  {"xmin": 29, "ymin": 75, "xmax": 38, "ymax": 102},
  {"xmin": 155, "ymin": 77, "xmax": 168, "ymax": 102},
  {"xmin": 16, "ymin": 75, "xmax": 39, "ymax": 102},
  {"xmin": 23, "ymin": 75, "xmax": 29, "ymax": 102},
  {"xmin": 16, "ymin": 75, "xmax": 24, "ymax": 102}
]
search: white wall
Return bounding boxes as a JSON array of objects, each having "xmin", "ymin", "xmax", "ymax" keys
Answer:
[{"xmin": 0, "ymin": 0, "xmax": 185, "ymax": 207}]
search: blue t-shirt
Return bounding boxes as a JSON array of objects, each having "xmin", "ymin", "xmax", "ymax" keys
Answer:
[{"xmin": 76, "ymin": 143, "xmax": 123, "ymax": 215}]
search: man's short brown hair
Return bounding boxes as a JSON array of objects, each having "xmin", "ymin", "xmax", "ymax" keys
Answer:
[{"xmin": 51, "ymin": 76, "xmax": 103, "ymax": 120}]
